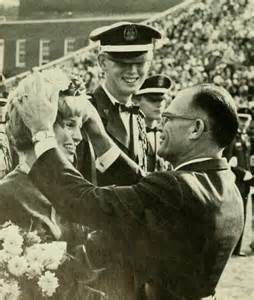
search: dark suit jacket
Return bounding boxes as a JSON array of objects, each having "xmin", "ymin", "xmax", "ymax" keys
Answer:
[
  {"xmin": 30, "ymin": 150, "xmax": 244, "ymax": 300},
  {"xmin": 77, "ymin": 85, "xmax": 147, "ymax": 186}
]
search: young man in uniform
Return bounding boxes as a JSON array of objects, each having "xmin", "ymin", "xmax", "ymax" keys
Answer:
[
  {"xmin": 77, "ymin": 22, "xmax": 162, "ymax": 185},
  {"xmin": 134, "ymin": 75, "xmax": 171, "ymax": 171}
]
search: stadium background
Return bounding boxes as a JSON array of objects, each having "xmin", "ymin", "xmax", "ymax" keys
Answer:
[{"xmin": 0, "ymin": 0, "xmax": 254, "ymax": 299}]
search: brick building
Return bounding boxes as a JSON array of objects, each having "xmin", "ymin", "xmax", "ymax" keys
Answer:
[{"xmin": 0, "ymin": 15, "xmax": 146, "ymax": 77}]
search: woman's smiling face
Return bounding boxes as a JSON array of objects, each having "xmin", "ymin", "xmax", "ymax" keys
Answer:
[{"xmin": 54, "ymin": 115, "xmax": 83, "ymax": 163}]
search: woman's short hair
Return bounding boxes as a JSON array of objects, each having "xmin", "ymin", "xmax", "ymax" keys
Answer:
[
  {"xmin": 5, "ymin": 96, "xmax": 33, "ymax": 152},
  {"xmin": 6, "ymin": 79, "xmax": 85, "ymax": 153}
]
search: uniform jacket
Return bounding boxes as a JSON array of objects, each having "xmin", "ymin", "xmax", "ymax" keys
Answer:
[
  {"xmin": 30, "ymin": 149, "xmax": 244, "ymax": 300},
  {"xmin": 224, "ymin": 130, "xmax": 251, "ymax": 170},
  {"xmin": 224, "ymin": 131, "xmax": 252, "ymax": 199},
  {"xmin": 146, "ymin": 127, "xmax": 170, "ymax": 172},
  {"xmin": 77, "ymin": 85, "xmax": 148, "ymax": 186}
]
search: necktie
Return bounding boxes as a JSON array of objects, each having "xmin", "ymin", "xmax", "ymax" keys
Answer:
[
  {"xmin": 115, "ymin": 103, "xmax": 148, "ymax": 171},
  {"xmin": 146, "ymin": 127, "xmax": 162, "ymax": 134},
  {"xmin": 116, "ymin": 103, "xmax": 140, "ymax": 114}
]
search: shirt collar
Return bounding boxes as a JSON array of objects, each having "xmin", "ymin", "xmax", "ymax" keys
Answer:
[
  {"xmin": 18, "ymin": 153, "xmax": 31, "ymax": 174},
  {"xmin": 102, "ymin": 83, "xmax": 133, "ymax": 106},
  {"xmin": 174, "ymin": 157, "xmax": 214, "ymax": 171}
]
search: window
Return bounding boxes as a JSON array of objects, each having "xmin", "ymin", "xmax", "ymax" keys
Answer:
[
  {"xmin": 16, "ymin": 39, "xmax": 26, "ymax": 67},
  {"xmin": 64, "ymin": 38, "xmax": 76, "ymax": 56},
  {"xmin": 0, "ymin": 39, "xmax": 4, "ymax": 73},
  {"xmin": 39, "ymin": 39, "xmax": 50, "ymax": 66}
]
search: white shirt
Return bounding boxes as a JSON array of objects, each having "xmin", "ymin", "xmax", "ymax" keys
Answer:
[
  {"xmin": 102, "ymin": 84, "xmax": 132, "ymax": 146},
  {"xmin": 101, "ymin": 84, "xmax": 141, "ymax": 167},
  {"xmin": 34, "ymin": 135, "xmax": 121, "ymax": 173}
]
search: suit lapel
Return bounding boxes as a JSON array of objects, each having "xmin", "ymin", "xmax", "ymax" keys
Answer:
[{"xmin": 93, "ymin": 86, "xmax": 129, "ymax": 150}]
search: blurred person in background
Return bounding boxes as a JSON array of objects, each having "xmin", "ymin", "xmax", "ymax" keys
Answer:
[
  {"xmin": 0, "ymin": 98, "xmax": 12, "ymax": 178},
  {"xmin": 0, "ymin": 74, "xmax": 8, "ymax": 99},
  {"xmin": 224, "ymin": 106, "xmax": 254, "ymax": 255},
  {"xmin": 133, "ymin": 75, "xmax": 171, "ymax": 172}
]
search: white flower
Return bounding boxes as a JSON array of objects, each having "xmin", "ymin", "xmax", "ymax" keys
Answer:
[
  {"xmin": 1, "ymin": 225, "xmax": 24, "ymax": 257},
  {"xmin": 3, "ymin": 239, "xmax": 23, "ymax": 256},
  {"xmin": 42, "ymin": 242, "xmax": 67, "ymax": 270},
  {"xmin": 5, "ymin": 280, "xmax": 21, "ymax": 300},
  {"xmin": 0, "ymin": 279, "xmax": 9, "ymax": 299},
  {"xmin": 0, "ymin": 279, "xmax": 20, "ymax": 300},
  {"xmin": 0, "ymin": 250, "xmax": 12, "ymax": 264},
  {"xmin": 38, "ymin": 271, "xmax": 59, "ymax": 297},
  {"xmin": 8, "ymin": 256, "xmax": 28, "ymax": 277},
  {"xmin": 26, "ymin": 262, "xmax": 43, "ymax": 279},
  {"xmin": 25, "ymin": 246, "xmax": 45, "ymax": 267},
  {"xmin": 26, "ymin": 231, "xmax": 41, "ymax": 245},
  {"xmin": 0, "ymin": 224, "xmax": 21, "ymax": 240}
]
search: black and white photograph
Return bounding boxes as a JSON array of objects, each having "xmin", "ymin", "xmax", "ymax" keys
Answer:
[{"xmin": 0, "ymin": 0, "xmax": 253, "ymax": 299}]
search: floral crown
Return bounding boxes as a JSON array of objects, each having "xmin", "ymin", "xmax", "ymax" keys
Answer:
[{"xmin": 59, "ymin": 75, "xmax": 87, "ymax": 97}]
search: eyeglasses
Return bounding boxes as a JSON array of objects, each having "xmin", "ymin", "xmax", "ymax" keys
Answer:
[
  {"xmin": 161, "ymin": 112, "xmax": 208, "ymax": 131},
  {"xmin": 162, "ymin": 112, "xmax": 197, "ymax": 121}
]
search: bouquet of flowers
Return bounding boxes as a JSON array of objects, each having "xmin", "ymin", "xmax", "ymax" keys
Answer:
[{"xmin": 0, "ymin": 221, "xmax": 67, "ymax": 299}]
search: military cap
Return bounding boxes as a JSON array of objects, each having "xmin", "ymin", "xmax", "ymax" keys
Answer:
[
  {"xmin": 135, "ymin": 75, "xmax": 172, "ymax": 96},
  {"xmin": 237, "ymin": 106, "xmax": 252, "ymax": 116},
  {"xmin": 89, "ymin": 22, "xmax": 161, "ymax": 53}
]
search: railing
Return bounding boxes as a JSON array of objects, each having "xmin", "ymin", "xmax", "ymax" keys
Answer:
[{"xmin": 5, "ymin": 0, "xmax": 198, "ymax": 89}]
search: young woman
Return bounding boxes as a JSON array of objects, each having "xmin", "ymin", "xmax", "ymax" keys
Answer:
[{"xmin": 0, "ymin": 78, "xmax": 103, "ymax": 299}]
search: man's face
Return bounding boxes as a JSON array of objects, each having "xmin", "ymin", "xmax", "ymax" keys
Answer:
[
  {"xmin": 238, "ymin": 115, "xmax": 251, "ymax": 131},
  {"xmin": 158, "ymin": 89, "xmax": 197, "ymax": 163},
  {"xmin": 100, "ymin": 53, "xmax": 151, "ymax": 97},
  {"xmin": 139, "ymin": 94, "xmax": 165, "ymax": 121}
]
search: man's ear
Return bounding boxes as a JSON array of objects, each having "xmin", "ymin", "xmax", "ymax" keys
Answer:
[
  {"xmin": 98, "ymin": 53, "xmax": 107, "ymax": 71},
  {"xmin": 189, "ymin": 118, "xmax": 206, "ymax": 140}
]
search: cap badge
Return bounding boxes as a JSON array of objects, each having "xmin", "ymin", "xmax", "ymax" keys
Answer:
[
  {"xmin": 157, "ymin": 77, "xmax": 164, "ymax": 87},
  {"xmin": 124, "ymin": 25, "xmax": 138, "ymax": 41}
]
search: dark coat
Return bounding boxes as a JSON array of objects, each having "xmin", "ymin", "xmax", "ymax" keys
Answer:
[
  {"xmin": 77, "ymin": 85, "xmax": 148, "ymax": 186},
  {"xmin": 30, "ymin": 150, "xmax": 244, "ymax": 300}
]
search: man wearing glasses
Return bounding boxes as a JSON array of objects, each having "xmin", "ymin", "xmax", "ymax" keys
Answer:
[{"xmin": 17, "ymin": 77, "xmax": 244, "ymax": 300}]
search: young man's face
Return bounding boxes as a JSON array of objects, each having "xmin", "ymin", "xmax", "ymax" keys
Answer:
[
  {"xmin": 100, "ymin": 53, "xmax": 151, "ymax": 97},
  {"xmin": 139, "ymin": 94, "xmax": 165, "ymax": 121}
]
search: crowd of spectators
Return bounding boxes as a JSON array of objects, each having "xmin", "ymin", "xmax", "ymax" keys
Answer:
[
  {"xmin": 149, "ymin": 0, "xmax": 254, "ymax": 106},
  {"xmin": 58, "ymin": 0, "xmax": 253, "ymax": 109},
  {"xmin": 4, "ymin": 0, "xmax": 254, "ymax": 107}
]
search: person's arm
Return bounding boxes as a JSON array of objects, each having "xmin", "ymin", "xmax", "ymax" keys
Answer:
[
  {"xmin": 29, "ymin": 147, "xmax": 144, "ymax": 229},
  {"xmin": 13, "ymin": 71, "xmax": 157, "ymax": 229},
  {"xmin": 81, "ymin": 98, "xmax": 145, "ymax": 185}
]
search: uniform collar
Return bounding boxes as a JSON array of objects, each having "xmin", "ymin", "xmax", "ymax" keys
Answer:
[
  {"xmin": 175, "ymin": 157, "xmax": 229, "ymax": 172},
  {"xmin": 101, "ymin": 83, "xmax": 133, "ymax": 106},
  {"xmin": 18, "ymin": 153, "xmax": 31, "ymax": 174},
  {"xmin": 175, "ymin": 157, "xmax": 213, "ymax": 171}
]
